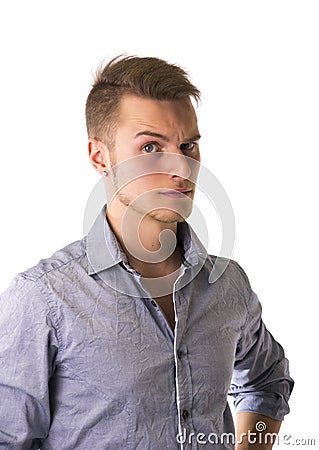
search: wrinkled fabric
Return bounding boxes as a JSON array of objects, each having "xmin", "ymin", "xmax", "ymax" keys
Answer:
[{"xmin": 0, "ymin": 206, "xmax": 294, "ymax": 449}]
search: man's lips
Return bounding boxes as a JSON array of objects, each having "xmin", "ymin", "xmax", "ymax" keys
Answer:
[{"xmin": 159, "ymin": 188, "xmax": 193, "ymax": 198}]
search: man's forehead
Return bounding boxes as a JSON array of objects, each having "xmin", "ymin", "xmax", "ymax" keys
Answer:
[
  {"xmin": 118, "ymin": 94, "xmax": 196, "ymax": 119},
  {"xmin": 117, "ymin": 94, "xmax": 199, "ymax": 137}
]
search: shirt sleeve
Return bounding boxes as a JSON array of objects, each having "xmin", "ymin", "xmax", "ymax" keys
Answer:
[
  {"xmin": 0, "ymin": 274, "xmax": 59, "ymax": 449},
  {"xmin": 228, "ymin": 278, "xmax": 294, "ymax": 421}
]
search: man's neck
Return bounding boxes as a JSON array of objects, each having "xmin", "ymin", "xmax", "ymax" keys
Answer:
[{"xmin": 106, "ymin": 208, "xmax": 182, "ymax": 280}]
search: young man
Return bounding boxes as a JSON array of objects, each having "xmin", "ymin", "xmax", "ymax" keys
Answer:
[{"xmin": 0, "ymin": 56, "xmax": 293, "ymax": 449}]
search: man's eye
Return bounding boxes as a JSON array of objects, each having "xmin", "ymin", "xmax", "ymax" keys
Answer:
[
  {"xmin": 180, "ymin": 142, "xmax": 196, "ymax": 152},
  {"xmin": 142, "ymin": 143, "xmax": 159, "ymax": 153}
]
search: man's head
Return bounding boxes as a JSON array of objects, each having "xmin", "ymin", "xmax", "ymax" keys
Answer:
[
  {"xmin": 86, "ymin": 55, "xmax": 200, "ymax": 146},
  {"xmin": 87, "ymin": 55, "xmax": 201, "ymax": 225}
]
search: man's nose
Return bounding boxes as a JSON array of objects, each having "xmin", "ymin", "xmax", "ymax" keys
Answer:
[{"xmin": 165, "ymin": 148, "xmax": 192, "ymax": 181}]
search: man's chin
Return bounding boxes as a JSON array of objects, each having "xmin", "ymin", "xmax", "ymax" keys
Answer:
[{"xmin": 148, "ymin": 208, "xmax": 191, "ymax": 224}]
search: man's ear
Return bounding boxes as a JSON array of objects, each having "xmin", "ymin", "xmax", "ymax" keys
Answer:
[{"xmin": 88, "ymin": 139, "xmax": 108, "ymax": 175}]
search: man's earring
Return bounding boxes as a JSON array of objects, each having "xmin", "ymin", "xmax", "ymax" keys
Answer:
[{"xmin": 102, "ymin": 170, "xmax": 108, "ymax": 177}]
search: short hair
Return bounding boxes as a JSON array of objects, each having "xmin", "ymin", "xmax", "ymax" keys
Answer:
[{"xmin": 85, "ymin": 55, "xmax": 201, "ymax": 144}]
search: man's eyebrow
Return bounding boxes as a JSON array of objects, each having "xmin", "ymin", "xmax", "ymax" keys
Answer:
[
  {"xmin": 188, "ymin": 133, "xmax": 201, "ymax": 142},
  {"xmin": 134, "ymin": 130, "xmax": 201, "ymax": 142},
  {"xmin": 134, "ymin": 131, "xmax": 170, "ymax": 141}
]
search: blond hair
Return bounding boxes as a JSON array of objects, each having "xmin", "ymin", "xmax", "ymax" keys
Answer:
[{"xmin": 85, "ymin": 55, "xmax": 200, "ymax": 144}]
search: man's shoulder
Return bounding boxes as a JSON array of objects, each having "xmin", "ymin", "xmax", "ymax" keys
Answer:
[
  {"xmin": 206, "ymin": 254, "xmax": 252, "ymax": 292},
  {"xmin": 16, "ymin": 236, "xmax": 87, "ymax": 284},
  {"xmin": 0, "ymin": 237, "xmax": 89, "ymax": 326}
]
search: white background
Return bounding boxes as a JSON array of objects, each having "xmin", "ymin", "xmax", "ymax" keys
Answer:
[{"xmin": 0, "ymin": 1, "xmax": 317, "ymax": 447}]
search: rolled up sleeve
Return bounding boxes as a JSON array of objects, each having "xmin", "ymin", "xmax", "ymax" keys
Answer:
[
  {"xmin": 228, "ymin": 290, "xmax": 294, "ymax": 421},
  {"xmin": 0, "ymin": 275, "xmax": 58, "ymax": 449}
]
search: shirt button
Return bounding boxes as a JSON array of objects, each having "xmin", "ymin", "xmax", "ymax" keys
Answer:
[
  {"xmin": 177, "ymin": 349, "xmax": 183, "ymax": 359},
  {"xmin": 150, "ymin": 300, "xmax": 157, "ymax": 307},
  {"xmin": 182, "ymin": 410, "xmax": 189, "ymax": 420}
]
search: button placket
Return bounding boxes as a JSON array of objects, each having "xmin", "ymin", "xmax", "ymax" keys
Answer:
[{"xmin": 173, "ymin": 267, "xmax": 196, "ymax": 447}]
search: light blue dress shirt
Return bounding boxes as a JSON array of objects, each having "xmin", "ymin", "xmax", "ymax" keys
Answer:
[{"xmin": 0, "ymin": 206, "xmax": 293, "ymax": 449}]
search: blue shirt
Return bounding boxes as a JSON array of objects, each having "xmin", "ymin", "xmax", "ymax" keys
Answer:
[{"xmin": 0, "ymin": 206, "xmax": 293, "ymax": 449}]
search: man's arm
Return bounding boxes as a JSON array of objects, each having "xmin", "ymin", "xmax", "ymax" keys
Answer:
[
  {"xmin": 228, "ymin": 264, "xmax": 294, "ymax": 446},
  {"xmin": 0, "ymin": 275, "xmax": 57, "ymax": 448},
  {"xmin": 236, "ymin": 412, "xmax": 281, "ymax": 450}
]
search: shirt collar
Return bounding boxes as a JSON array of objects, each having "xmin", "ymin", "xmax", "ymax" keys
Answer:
[
  {"xmin": 86, "ymin": 205, "xmax": 126, "ymax": 275},
  {"xmin": 85, "ymin": 205, "xmax": 208, "ymax": 276},
  {"xmin": 176, "ymin": 220, "xmax": 208, "ymax": 267}
]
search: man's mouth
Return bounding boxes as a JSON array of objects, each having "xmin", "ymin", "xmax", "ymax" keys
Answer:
[{"xmin": 159, "ymin": 188, "xmax": 193, "ymax": 198}]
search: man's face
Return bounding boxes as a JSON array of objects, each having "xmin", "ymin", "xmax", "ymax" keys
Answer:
[{"xmin": 107, "ymin": 93, "xmax": 201, "ymax": 224}]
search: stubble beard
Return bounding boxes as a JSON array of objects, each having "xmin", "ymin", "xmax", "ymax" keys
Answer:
[{"xmin": 117, "ymin": 190, "xmax": 189, "ymax": 224}]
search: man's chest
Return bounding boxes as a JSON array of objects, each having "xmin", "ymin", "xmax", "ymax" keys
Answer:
[
  {"xmin": 56, "ymin": 281, "xmax": 244, "ymax": 395},
  {"xmin": 155, "ymin": 294, "xmax": 176, "ymax": 331}
]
